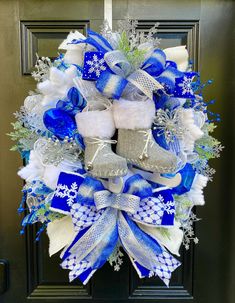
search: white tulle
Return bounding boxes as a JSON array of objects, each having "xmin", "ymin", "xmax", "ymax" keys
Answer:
[
  {"xmin": 18, "ymin": 150, "xmax": 82, "ymax": 190},
  {"xmin": 187, "ymin": 174, "xmax": 208, "ymax": 206},
  {"xmin": 18, "ymin": 150, "xmax": 45, "ymax": 182},
  {"xmin": 179, "ymin": 108, "xmax": 204, "ymax": 153},
  {"xmin": 38, "ymin": 66, "xmax": 77, "ymax": 108}
]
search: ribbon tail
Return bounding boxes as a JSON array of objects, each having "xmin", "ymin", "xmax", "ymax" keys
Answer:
[
  {"xmin": 61, "ymin": 209, "xmax": 118, "ymax": 284},
  {"xmin": 118, "ymin": 212, "xmax": 162, "ymax": 268},
  {"xmin": 119, "ymin": 212, "xmax": 180, "ymax": 286},
  {"xmin": 67, "ymin": 208, "xmax": 117, "ymax": 260},
  {"xmin": 129, "ymin": 257, "xmax": 154, "ymax": 279},
  {"xmin": 66, "ymin": 223, "xmax": 118, "ymax": 284}
]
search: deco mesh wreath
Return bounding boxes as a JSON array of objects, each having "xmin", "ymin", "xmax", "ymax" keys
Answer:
[{"xmin": 9, "ymin": 19, "xmax": 223, "ymax": 286}]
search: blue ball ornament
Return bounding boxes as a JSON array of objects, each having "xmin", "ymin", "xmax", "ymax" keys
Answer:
[{"xmin": 43, "ymin": 108, "xmax": 77, "ymax": 139}]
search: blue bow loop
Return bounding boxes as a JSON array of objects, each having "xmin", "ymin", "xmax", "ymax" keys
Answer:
[
  {"xmin": 69, "ymin": 176, "xmax": 106, "ymax": 232},
  {"xmin": 142, "ymin": 49, "xmax": 166, "ymax": 76},
  {"xmin": 86, "ymin": 29, "xmax": 113, "ymax": 53},
  {"xmin": 171, "ymin": 163, "xmax": 196, "ymax": 195},
  {"xmin": 123, "ymin": 174, "xmax": 153, "ymax": 199},
  {"xmin": 155, "ymin": 66, "xmax": 184, "ymax": 94},
  {"xmin": 56, "ymin": 87, "xmax": 87, "ymax": 116},
  {"xmin": 76, "ymin": 176, "xmax": 105, "ymax": 206},
  {"xmin": 104, "ymin": 50, "xmax": 132, "ymax": 77},
  {"xmin": 96, "ymin": 71, "xmax": 128, "ymax": 99},
  {"xmin": 69, "ymin": 29, "xmax": 113, "ymax": 53},
  {"xmin": 130, "ymin": 188, "xmax": 175, "ymax": 227}
]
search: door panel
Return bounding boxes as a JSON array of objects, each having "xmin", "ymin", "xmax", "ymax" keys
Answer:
[
  {"xmin": 0, "ymin": 0, "xmax": 234, "ymax": 302},
  {"xmin": 20, "ymin": 20, "xmax": 90, "ymax": 75}
]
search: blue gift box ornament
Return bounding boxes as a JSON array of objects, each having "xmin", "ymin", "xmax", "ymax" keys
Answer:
[{"xmin": 82, "ymin": 51, "xmax": 109, "ymax": 81}]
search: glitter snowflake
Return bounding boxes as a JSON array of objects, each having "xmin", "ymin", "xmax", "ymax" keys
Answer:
[
  {"xmin": 178, "ymin": 75, "xmax": 194, "ymax": 95},
  {"xmin": 108, "ymin": 245, "xmax": 124, "ymax": 271},
  {"xmin": 34, "ymin": 137, "xmax": 83, "ymax": 166},
  {"xmin": 31, "ymin": 54, "xmax": 52, "ymax": 82},
  {"xmin": 54, "ymin": 181, "xmax": 78, "ymax": 206},
  {"xmin": 192, "ymin": 159, "xmax": 216, "ymax": 181},
  {"xmin": 154, "ymin": 108, "xmax": 186, "ymax": 143},
  {"xmin": 87, "ymin": 54, "xmax": 107, "ymax": 77},
  {"xmin": 181, "ymin": 212, "xmax": 200, "ymax": 250},
  {"xmin": 117, "ymin": 17, "xmax": 160, "ymax": 50},
  {"xmin": 100, "ymin": 20, "xmax": 113, "ymax": 41}
]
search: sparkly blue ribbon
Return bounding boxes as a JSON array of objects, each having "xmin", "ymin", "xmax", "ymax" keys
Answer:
[{"xmin": 51, "ymin": 172, "xmax": 179, "ymax": 285}]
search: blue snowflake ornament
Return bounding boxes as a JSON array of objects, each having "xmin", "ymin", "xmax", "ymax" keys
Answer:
[
  {"xmin": 82, "ymin": 51, "xmax": 109, "ymax": 80},
  {"xmin": 174, "ymin": 72, "xmax": 197, "ymax": 99}
]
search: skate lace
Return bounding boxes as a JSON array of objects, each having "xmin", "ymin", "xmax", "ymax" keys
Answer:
[
  {"xmin": 138, "ymin": 129, "xmax": 154, "ymax": 159},
  {"xmin": 86, "ymin": 138, "xmax": 117, "ymax": 166}
]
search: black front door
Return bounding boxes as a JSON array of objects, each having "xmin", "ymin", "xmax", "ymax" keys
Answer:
[{"xmin": 0, "ymin": 1, "xmax": 234, "ymax": 302}]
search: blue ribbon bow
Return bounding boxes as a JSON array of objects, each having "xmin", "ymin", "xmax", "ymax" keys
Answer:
[
  {"xmin": 70, "ymin": 30, "xmax": 196, "ymax": 101},
  {"xmin": 50, "ymin": 172, "xmax": 180, "ymax": 286}
]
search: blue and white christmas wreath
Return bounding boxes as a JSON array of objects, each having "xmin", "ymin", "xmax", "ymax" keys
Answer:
[{"xmin": 9, "ymin": 19, "xmax": 223, "ymax": 286}]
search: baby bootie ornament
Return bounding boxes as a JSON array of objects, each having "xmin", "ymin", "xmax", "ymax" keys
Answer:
[
  {"xmin": 113, "ymin": 99, "xmax": 178, "ymax": 173},
  {"xmin": 75, "ymin": 108, "xmax": 128, "ymax": 177}
]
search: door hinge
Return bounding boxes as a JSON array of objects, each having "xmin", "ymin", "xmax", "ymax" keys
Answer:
[{"xmin": 0, "ymin": 260, "xmax": 9, "ymax": 294}]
